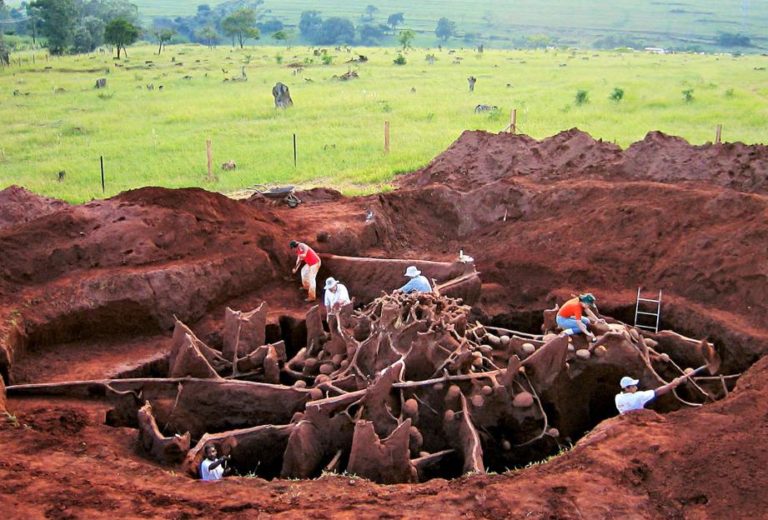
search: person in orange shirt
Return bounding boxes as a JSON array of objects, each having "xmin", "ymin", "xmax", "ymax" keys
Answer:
[
  {"xmin": 556, "ymin": 293, "xmax": 603, "ymax": 341},
  {"xmin": 290, "ymin": 240, "xmax": 321, "ymax": 302}
]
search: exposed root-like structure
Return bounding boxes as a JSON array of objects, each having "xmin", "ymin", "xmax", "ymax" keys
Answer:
[{"xmin": 7, "ymin": 293, "xmax": 726, "ymax": 483}]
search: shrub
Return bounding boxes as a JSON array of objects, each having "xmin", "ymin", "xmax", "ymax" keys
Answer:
[
  {"xmin": 609, "ymin": 87, "xmax": 624, "ymax": 102},
  {"xmin": 321, "ymin": 54, "xmax": 333, "ymax": 65},
  {"xmin": 393, "ymin": 54, "xmax": 406, "ymax": 65},
  {"xmin": 575, "ymin": 89, "xmax": 589, "ymax": 105},
  {"xmin": 682, "ymin": 88, "xmax": 694, "ymax": 103},
  {"xmin": 275, "ymin": 54, "xmax": 283, "ymax": 64}
]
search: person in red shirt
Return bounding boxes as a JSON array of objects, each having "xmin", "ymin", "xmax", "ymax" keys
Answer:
[
  {"xmin": 290, "ymin": 240, "xmax": 321, "ymax": 302},
  {"xmin": 556, "ymin": 293, "xmax": 603, "ymax": 341}
]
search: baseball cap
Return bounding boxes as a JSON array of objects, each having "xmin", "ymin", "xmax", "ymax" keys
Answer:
[{"xmin": 620, "ymin": 376, "xmax": 640, "ymax": 389}]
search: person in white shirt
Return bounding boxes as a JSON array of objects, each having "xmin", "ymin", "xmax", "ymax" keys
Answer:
[
  {"xmin": 200, "ymin": 444, "xmax": 230, "ymax": 481},
  {"xmin": 323, "ymin": 277, "xmax": 350, "ymax": 315},
  {"xmin": 615, "ymin": 375, "xmax": 684, "ymax": 414}
]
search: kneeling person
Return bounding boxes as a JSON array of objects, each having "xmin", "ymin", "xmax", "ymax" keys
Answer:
[
  {"xmin": 399, "ymin": 266, "xmax": 432, "ymax": 294},
  {"xmin": 324, "ymin": 277, "xmax": 351, "ymax": 315},
  {"xmin": 556, "ymin": 293, "xmax": 602, "ymax": 341}
]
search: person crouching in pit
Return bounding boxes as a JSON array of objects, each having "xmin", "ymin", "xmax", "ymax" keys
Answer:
[
  {"xmin": 200, "ymin": 444, "xmax": 231, "ymax": 481},
  {"xmin": 290, "ymin": 240, "xmax": 321, "ymax": 302},
  {"xmin": 323, "ymin": 277, "xmax": 350, "ymax": 316},
  {"xmin": 556, "ymin": 293, "xmax": 603, "ymax": 342}
]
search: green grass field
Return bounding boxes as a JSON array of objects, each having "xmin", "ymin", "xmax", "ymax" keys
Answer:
[
  {"xmin": 123, "ymin": 0, "xmax": 768, "ymax": 50},
  {"xmin": 1, "ymin": 44, "xmax": 767, "ymax": 203}
]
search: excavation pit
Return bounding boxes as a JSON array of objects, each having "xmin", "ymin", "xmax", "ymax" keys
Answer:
[
  {"xmin": 6, "ymin": 293, "xmax": 733, "ymax": 484},
  {"xmin": 2, "ymin": 127, "xmax": 767, "ymax": 517}
]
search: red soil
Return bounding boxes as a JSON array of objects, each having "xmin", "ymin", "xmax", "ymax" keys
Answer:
[{"xmin": 1, "ymin": 129, "xmax": 767, "ymax": 518}]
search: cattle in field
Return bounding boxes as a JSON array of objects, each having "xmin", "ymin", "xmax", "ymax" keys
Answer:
[{"xmin": 474, "ymin": 104, "xmax": 498, "ymax": 113}]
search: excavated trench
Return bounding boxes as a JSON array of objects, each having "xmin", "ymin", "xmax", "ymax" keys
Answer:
[
  {"xmin": 7, "ymin": 285, "xmax": 734, "ymax": 485},
  {"xmin": 1, "ymin": 229, "xmax": 750, "ymax": 488}
]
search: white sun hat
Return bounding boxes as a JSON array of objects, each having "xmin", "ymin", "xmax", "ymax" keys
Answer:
[
  {"xmin": 620, "ymin": 376, "xmax": 640, "ymax": 389},
  {"xmin": 404, "ymin": 266, "xmax": 421, "ymax": 277},
  {"xmin": 324, "ymin": 277, "xmax": 338, "ymax": 290}
]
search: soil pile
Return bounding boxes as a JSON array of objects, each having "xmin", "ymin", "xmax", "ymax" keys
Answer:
[
  {"xmin": 403, "ymin": 129, "xmax": 768, "ymax": 194},
  {"xmin": 0, "ymin": 185, "xmax": 67, "ymax": 230},
  {"xmin": 1, "ymin": 129, "xmax": 767, "ymax": 518}
]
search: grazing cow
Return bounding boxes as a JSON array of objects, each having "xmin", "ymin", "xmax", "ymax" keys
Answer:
[
  {"xmin": 57, "ymin": 170, "xmax": 66, "ymax": 182},
  {"xmin": 468, "ymin": 76, "xmax": 477, "ymax": 92},
  {"xmin": 95, "ymin": 78, "xmax": 107, "ymax": 88},
  {"xmin": 474, "ymin": 104, "xmax": 498, "ymax": 113}
]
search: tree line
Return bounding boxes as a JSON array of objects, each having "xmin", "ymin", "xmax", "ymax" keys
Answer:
[
  {"xmin": 1, "ymin": 0, "xmax": 141, "ymax": 56},
  {"xmin": 157, "ymin": 2, "xmax": 460, "ymax": 48},
  {"xmin": 1, "ymin": 0, "xmax": 464, "ymax": 56}
]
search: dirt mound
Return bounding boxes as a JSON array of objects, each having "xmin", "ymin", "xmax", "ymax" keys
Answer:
[
  {"xmin": 403, "ymin": 129, "xmax": 768, "ymax": 194},
  {"xmin": 624, "ymin": 131, "xmax": 768, "ymax": 192},
  {"xmin": 1, "ymin": 128, "xmax": 767, "ymax": 517},
  {"xmin": 0, "ymin": 185, "xmax": 68, "ymax": 230}
]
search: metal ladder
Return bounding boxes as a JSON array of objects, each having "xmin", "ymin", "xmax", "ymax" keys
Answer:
[{"xmin": 634, "ymin": 287, "xmax": 662, "ymax": 333}]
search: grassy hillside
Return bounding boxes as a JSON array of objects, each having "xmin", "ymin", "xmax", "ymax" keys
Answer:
[
  {"xmin": 1, "ymin": 44, "xmax": 767, "ymax": 203},
  {"xmin": 127, "ymin": 0, "xmax": 768, "ymax": 50}
]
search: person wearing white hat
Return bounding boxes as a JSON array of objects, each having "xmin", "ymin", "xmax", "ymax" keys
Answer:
[
  {"xmin": 398, "ymin": 266, "xmax": 432, "ymax": 294},
  {"xmin": 323, "ymin": 277, "xmax": 350, "ymax": 314},
  {"xmin": 615, "ymin": 375, "xmax": 684, "ymax": 414}
]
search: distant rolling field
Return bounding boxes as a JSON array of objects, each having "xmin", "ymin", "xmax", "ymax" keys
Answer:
[{"xmin": 128, "ymin": 0, "xmax": 768, "ymax": 49}]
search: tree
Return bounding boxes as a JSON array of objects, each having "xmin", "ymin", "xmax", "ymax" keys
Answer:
[
  {"xmin": 257, "ymin": 19, "xmax": 283, "ymax": 33},
  {"xmin": 387, "ymin": 12, "xmax": 404, "ymax": 32},
  {"xmin": 196, "ymin": 25, "xmax": 218, "ymax": 49},
  {"xmin": 435, "ymin": 17, "xmax": 456, "ymax": 42},
  {"xmin": 154, "ymin": 28, "xmax": 174, "ymax": 54},
  {"xmin": 359, "ymin": 24, "xmax": 385, "ymax": 45},
  {"xmin": 0, "ymin": 0, "xmax": 7, "ymax": 65},
  {"xmin": 716, "ymin": 32, "xmax": 751, "ymax": 47},
  {"xmin": 272, "ymin": 30, "xmax": 288, "ymax": 45},
  {"xmin": 29, "ymin": 0, "xmax": 78, "ymax": 55},
  {"xmin": 104, "ymin": 18, "xmax": 140, "ymax": 59},
  {"xmin": 397, "ymin": 29, "xmax": 415, "ymax": 50},
  {"xmin": 362, "ymin": 5, "xmax": 378, "ymax": 22},
  {"xmin": 82, "ymin": 0, "xmax": 140, "ymax": 25},
  {"xmin": 316, "ymin": 17, "xmax": 355, "ymax": 45},
  {"xmin": 298, "ymin": 10, "xmax": 322, "ymax": 42},
  {"xmin": 26, "ymin": 4, "xmax": 43, "ymax": 45},
  {"xmin": 221, "ymin": 8, "xmax": 259, "ymax": 48},
  {"xmin": 83, "ymin": 16, "xmax": 106, "ymax": 49},
  {"xmin": 72, "ymin": 25, "xmax": 94, "ymax": 53}
]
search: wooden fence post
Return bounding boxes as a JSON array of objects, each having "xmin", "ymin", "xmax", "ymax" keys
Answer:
[
  {"xmin": 206, "ymin": 139, "xmax": 213, "ymax": 181},
  {"xmin": 384, "ymin": 121, "xmax": 390, "ymax": 154},
  {"xmin": 715, "ymin": 124, "xmax": 722, "ymax": 144},
  {"xmin": 100, "ymin": 156, "xmax": 105, "ymax": 193},
  {"xmin": 293, "ymin": 133, "xmax": 297, "ymax": 167}
]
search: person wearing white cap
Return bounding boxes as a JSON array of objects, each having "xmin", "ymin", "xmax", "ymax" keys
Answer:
[
  {"xmin": 323, "ymin": 277, "xmax": 350, "ymax": 314},
  {"xmin": 615, "ymin": 375, "xmax": 685, "ymax": 414},
  {"xmin": 398, "ymin": 266, "xmax": 432, "ymax": 294}
]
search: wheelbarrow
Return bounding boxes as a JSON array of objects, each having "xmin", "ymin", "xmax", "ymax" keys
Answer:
[{"xmin": 252, "ymin": 184, "xmax": 302, "ymax": 208}]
